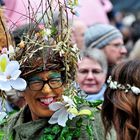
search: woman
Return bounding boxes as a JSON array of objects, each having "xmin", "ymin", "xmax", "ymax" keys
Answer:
[
  {"xmin": 0, "ymin": 0, "xmax": 106, "ymax": 140},
  {"xmin": 102, "ymin": 59, "xmax": 140, "ymax": 140},
  {"xmin": 76, "ymin": 48, "xmax": 108, "ymax": 101}
]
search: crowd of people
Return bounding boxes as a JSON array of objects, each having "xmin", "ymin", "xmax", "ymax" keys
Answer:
[{"xmin": 0, "ymin": 0, "xmax": 140, "ymax": 140}]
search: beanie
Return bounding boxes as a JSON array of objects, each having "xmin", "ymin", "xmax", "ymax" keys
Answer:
[{"xmin": 84, "ymin": 23, "xmax": 123, "ymax": 49}]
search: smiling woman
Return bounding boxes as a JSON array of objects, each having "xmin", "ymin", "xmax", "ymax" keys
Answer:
[
  {"xmin": 77, "ymin": 48, "xmax": 108, "ymax": 101},
  {"xmin": 0, "ymin": 0, "xmax": 107, "ymax": 140}
]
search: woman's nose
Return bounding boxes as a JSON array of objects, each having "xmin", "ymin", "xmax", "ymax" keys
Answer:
[
  {"xmin": 86, "ymin": 71, "xmax": 95, "ymax": 79},
  {"xmin": 41, "ymin": 84, "xmax": 55, "ymax": 96}
]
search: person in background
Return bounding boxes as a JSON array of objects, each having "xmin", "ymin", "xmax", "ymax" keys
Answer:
[
  {"xmin": 102, "ymin": 59, "xmax": 140, "ymax": 140},
  {"xmin": 129, "ymin": 39, "xmax": 140, "ymax": 60},
  {"xmin": 72, "ymin": 20, "xmax": 87, "ymax": 50},
  {"xmin": 84, "ymin": 23, "xmax": 127, "ymax": 79},
  {"xmin": 76, "ymin": 48, "xmax": 108, "ymax": 101},
  {"xmin": 0, "ymin": 0, "xmax": 12, "ymax": 52},
  {"xmin": 76, "ymin": 48, "xmax": 116, "ymax": 140}
]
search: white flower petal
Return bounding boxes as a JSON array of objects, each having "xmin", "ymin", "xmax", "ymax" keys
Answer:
[
  {"xmin": 48, "ymin": 107, "xmax": 65, "ymax": 124},
  {"xmin": 131, "ymin": 86, "xmax": 140, "ymax": 95},
  {"xmin": 63, "ymin": 95, "xmax": 75, "ymax": 106},
  {"xmin": 69, "ymin": 113, "xmax": 76, "ymax": 120},
  {"xmin": 0, "ymin": 112, "xmax": 7, "ymax": 122},
  {"xmin": 0, "ymin": 75, "xmax": 7, "ymax": 81},
  {"xmin": 0, "ymin": 81, "xmax": 11, "ymax": 91},
  {"xmin": 62, "ymin": 95, "xmax": 68, "ymax": 101},
  {"xmin": 49, "ymin": 102, "xmax": 64, "ymax": 111},
  {"xmin": 10, "ymin": 70, "xmax": 21, "ymax": 80},
  {"xmin": 8, "ymin": 45, "xmax": 15, "ymax": 54},
  {"xmin": 48, "ymin": 116, "xmax": 58, "ymax": 124},
  {"xmin": 58, "ymin": 109, "xmax": 68, "ymax": 127},
  {"xmin": 10, "ymin": 78, "xmax": 27, "ymax": 91},
  {"xmin": 5, "ymin": 61, "xmax": 19, "ymax": 76}
]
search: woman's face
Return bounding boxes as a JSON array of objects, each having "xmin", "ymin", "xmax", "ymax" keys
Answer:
[
  {"xmin": 23, "ymin": 70, "xmax": 64, "ymax": 120},
  {"xmin": 77, "ymin": 57, "xmax": 106, "ymax": 94}
]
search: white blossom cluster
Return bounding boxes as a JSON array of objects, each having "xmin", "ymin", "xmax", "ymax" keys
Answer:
[{"xmin": 107, "ymin": 76, "xmax": 140, "ymax": 95}]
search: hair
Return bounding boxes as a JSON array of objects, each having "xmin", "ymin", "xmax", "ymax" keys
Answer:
[
  {"xmin": 101, "ymin": 59, "xmax": 140, "ymax": 140},
  {"xmin": 129, "ymin": 39, "xmax": 140, "ymax": 60},
  {"xmin": 80, "ymin": 48, "xmax": 108, "ymax": 74}
]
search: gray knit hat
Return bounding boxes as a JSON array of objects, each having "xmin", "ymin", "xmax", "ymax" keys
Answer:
[{"xmin": 84, "ymin": 23, "xmax": 123, "ymax": 48}]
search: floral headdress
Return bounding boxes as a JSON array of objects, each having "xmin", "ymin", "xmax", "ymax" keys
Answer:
[{"xmin": 107, "ymin": 76, "xmax": 140, "ymax": 95}]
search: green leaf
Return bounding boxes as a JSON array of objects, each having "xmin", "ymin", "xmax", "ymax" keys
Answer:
[
  {"xmin": 76, "ymin": 118, "xmax": 83, "ymax": 127},
  {"xmin": 45, "ymin": 134, "xmax": 55, "ymax": 140},
  {"xmin": 66, "ymin": 134, "xmax": 72, "ymax": 140},
  {"xmin": 0, "ymin": 130, "xmax": 5, "ymax": 137},
  {"xmin": 86, "ymin": 124, "xmax": 93, "ymax": 136},
  {"xmin": 51, "ymin": 26, "xmax": 57, "ymax": 36},
  {"xmin": 52, "ymin": 125, "xmax": 61, "ymax": 135},
  {"xmin": 44, "ymin": 127, "xmax": 52, "ymax": 134},
  {"xmin": 73, "ymin": 129, "xmax": 81, "ymax": 137},
  {"xmin": 89, "ymin": 100, "xmax": 103, "ymax": 107}
]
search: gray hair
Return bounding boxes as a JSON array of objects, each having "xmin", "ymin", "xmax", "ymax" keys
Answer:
[{"xmin": 80, "ymin": 48, "xmax": 108, "ymax": 74}]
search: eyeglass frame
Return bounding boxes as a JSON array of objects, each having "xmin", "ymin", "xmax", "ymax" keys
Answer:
[{"xmin": 27, "ymin": 77, "xmax": 63, "ymax": 91}]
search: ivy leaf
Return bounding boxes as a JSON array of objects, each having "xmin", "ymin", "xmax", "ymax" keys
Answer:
[
  {"xmin": 52, "ymin": 125, "xmax": 61, "ymax": 135},
  {"xmin": 44, "ymin": 127, "xmax": 52, "ymax": 134},
  {"xmin": 89, "ymin": 100, "xmax": 103, "ymax": 107},
  {"xmin": 73, "ymin": 128, "xmax": 81, "ymax": 137}
]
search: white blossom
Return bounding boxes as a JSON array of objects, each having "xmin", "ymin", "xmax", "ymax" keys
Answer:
[
  {"xmin": 48, "ymin": 95, "xmax": 76, "ymax": 127},
  {"xmin": 131, "ymin": 86, "xmax": 140, "ymax": 95},
  {"xmin": 109, "ymin": 81, "xmax": 118, "ymax": 89},
  {"xmin": 0, "ymin": 54, "xmax": 27, "ymax": 92},
  {"xmin": 0, "ymin": 112, "xmax": 7, "ymax": 122}
]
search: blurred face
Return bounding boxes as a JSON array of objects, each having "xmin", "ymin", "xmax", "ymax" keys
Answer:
[
  {"xmin": 102, "ymin": 38, "xmax": 127, "ymax": 65},
  {"xmin": 72, "ymin": 23, "xmax": 87, "ymax": 49},
  {"xmin": 23, "ymin": 70, "xmax": 64, "ymax": 120},
  {"xmin": 76, "ymin": 57, "xmax": 106, "ymax": 94}
]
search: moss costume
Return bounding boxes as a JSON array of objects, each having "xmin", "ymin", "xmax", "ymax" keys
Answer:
[{"xmin": 0, "ymin": 105, "xmax": 116, "ymax": 140}]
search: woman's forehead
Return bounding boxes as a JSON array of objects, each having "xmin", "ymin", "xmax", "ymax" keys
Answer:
[{"xmin": 35, "ymin": 70, "xmax": 61, "ymax": 78}]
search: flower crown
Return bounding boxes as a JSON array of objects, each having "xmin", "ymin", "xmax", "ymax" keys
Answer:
[{"xmin": 107, "ymin": 76, "xmax": 140, "ymax": 95}]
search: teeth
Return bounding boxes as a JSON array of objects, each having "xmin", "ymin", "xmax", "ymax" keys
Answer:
[{"xmin": 40, "ymin": 98, "xmax": 53, "ymax": 104}]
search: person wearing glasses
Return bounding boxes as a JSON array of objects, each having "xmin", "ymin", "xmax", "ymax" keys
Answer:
[
  {"xmin": 84, "ymin": 23, "xmax": 127, "ymax": 79},
  {"xmin": 0, "ymin": 1, "xmax": 109, "ymax": 140}
]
